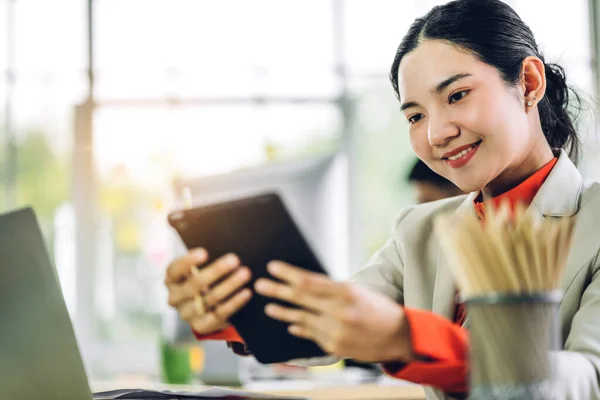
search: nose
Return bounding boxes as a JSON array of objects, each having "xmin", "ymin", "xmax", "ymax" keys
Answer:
[{"xmin": 428, "ymin": 112, "xmax": 460, "ymax": 147}]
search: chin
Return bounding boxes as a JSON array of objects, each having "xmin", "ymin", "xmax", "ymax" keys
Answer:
[
  {"xmin": 451, "ymin": 178, "xmax": 485, "ymax": 194},
  {"xmin": 441, "ymin": 164, "xmax": 490, "ymax": 194}
]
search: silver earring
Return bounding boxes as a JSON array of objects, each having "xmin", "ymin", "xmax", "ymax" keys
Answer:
[{"xmin": 527, "ymin": 100, "xmax": 533, "ymax": 107}]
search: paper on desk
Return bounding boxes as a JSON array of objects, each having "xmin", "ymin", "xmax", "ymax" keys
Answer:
[{"xmin": 93, "ymin": 387, "xmax": 309, "ymax": 400}]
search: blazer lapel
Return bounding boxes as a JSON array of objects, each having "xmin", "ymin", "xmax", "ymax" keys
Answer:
[
  {"xmin": 530, "ymin": 149, "xmax": 581, "ymax": 218},
  {"xmin": 530, "ymin": 149, "xmax": 583, "ymax": 295}
]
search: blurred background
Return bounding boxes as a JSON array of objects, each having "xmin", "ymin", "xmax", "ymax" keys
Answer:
[{"xmin": 0, "ymin": 0, "xmax": 598, "ymax": 383}]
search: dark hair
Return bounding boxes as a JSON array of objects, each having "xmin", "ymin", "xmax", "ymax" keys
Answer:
[
  {"xmin": 407, "ymin": 158, "xmax": 460, "ymax": 188},
  {"xmin": 390, "ymin": 0, "xmax": 581, "ymax": 164}
]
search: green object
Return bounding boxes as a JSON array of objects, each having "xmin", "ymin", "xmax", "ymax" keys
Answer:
[{"xmin": 160, "ymin": 339, "xmax": 192, "ymax": 384}]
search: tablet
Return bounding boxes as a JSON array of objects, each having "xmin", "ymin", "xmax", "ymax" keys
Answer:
[{"xmin": 168, "ymin": 192, "xmax": 328, "ymax": 364}]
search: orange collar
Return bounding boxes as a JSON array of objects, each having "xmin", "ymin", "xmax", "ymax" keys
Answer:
[{"xmin": 474, "ymin": 157, "xmax": 558, "ymax": 219}]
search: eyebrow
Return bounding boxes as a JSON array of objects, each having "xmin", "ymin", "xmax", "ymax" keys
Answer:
[
  {"xmin": 399, "ymin": 101, "xmax": 419, "ymax": 112},
  {"xmin": 399, "ymin": 73, "xmax": 473, "ymax": 112},
  {"xmin": 434, "ymin": 73, "xmax": 472, "ymax": 94}
]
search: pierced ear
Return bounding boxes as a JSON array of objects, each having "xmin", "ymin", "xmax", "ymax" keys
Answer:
[{"xmin": 521, "ymin": 56, "xmax": 546, "ymax": 101}]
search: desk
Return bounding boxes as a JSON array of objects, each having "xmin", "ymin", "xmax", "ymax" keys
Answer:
[
  {"xmin": 92, "ymin": 381, "xmax": 426, "ymax": 400},
  {"xmin": 262, "ymin": 383, "xmax": 425, "ymax": 399}
]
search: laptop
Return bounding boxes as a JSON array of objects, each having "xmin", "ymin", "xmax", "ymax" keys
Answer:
[
  {"xmin": 0, "ymin": 207, "xmax": 308, "ymax": 400},
  {"xmin": 0, "ymin": 207, "xmax": 93, "ymax": 400}
]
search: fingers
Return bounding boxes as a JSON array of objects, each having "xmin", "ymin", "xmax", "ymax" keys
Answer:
[
  {"xmin": 167, "ymin": 253, "xmax": 241, "ymax": 307},
  {"xmin": 190, "ymin": 315, "xmax": 228, "ymax": 336},
  {"xmin": 165, "ymin": 248, "xmax": 208, "ymax": 284},
  {"xmin": 211, "ymin": 288, "xmax": 253, "ymax": 322},
  {"xmin": 187, "ymin": 253, "xmax": 241, "ymax": 292},
  {"xmin": 265, "ymin": 303, "xmax": 330, "ymax": 349},
  {"xmin": 266, "ymin": 261, "xmax": 337, "ymax": 296},
  {"xmin": 168, "ymin": 284, "xmax": 191, "ymax": 309},
  {"xmin": 266, "ymin": 304, "xmax": 333, "ymax": 351},
  {"xmin": 287, "ymin": 318, "xmax": 350, "ymax": 357},
  {"xmin": 203, "ymin": 267, "xmax": 252, "ymax": 309},
  {"xmin": 288, "ymin": 324, "xmax": 317, "ymax": 341},
  {"xmin": 264, "ymin": 303, "xmax": 317, "ymax": 326},
  {"xmin": 178, "ymin": 299, "xmax": 198, "ymax": 321},
  {"xmin": 191, "ymin": 289, "xmax": 253, "ymax": 334},
  {"xmin": 254, "ymin": 276, "xmax": 331, "ymax": 312}
]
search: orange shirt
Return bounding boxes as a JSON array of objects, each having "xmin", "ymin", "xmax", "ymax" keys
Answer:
[
  {"xmin": 195, "ymin": 157, "xmax": 559, "ymax": 395},
  {"xmin": 194, "ymin": 325, "xmax": 243, "ymax": 343},
  {"xmin": 473, "ymin": 157, "xmax": 558, "ymax": 220}
]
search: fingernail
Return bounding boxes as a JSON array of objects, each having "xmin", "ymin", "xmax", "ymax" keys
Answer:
[
  {"xmin": 255, "ymin": 280, "xmax": 267, "ymax": 292},
  {"xmin": 265, "ymin": 304, "xmax": 276, "ymax": 315},
  {"xmin": 191, "ymin": 248, "xmax": 207, "ymax": 259},
  {"xmin": 288, "ymin": 325, "xmax": 300, "ymax": 335},
  {"xmin": 225, "ymin": 253, "xmax": 239, "ymax": 266},
  {"xmin": 267, "ymin": 261, "xmax": 280, "ymax": 273},
  {"xmin": 237, "ymin": 268, "xmax": 250, "ymax": 279}
]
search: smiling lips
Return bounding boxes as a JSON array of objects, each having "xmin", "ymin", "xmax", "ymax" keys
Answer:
[{"xmin": 442, "ymin": 141, "xmax": 481, "ymax": 169}]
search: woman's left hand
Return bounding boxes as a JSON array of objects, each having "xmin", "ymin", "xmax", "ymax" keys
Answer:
[{"xmin": 254, "ymin": 261, "xmax": 414, "ymax": 363}]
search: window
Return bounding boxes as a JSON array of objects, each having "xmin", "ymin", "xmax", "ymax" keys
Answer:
[
  {"xmin": 345, "ymin": 0, "xmax": 596, "ymax": 269},
  {"xmin": 1, "ymin": 0, "xmax": 596, "ymax": 380},
  {"xmin": 87, "ymin": 0, "xmax": 341, "ymax": 378}
]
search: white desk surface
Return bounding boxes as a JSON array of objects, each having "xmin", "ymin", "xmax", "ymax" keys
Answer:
[{"xmin": 91, "ymin": 380, "xmax": 426, "ymax": 400}]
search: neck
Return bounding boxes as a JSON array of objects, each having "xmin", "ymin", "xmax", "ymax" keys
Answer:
[{"xmin": 482, "ymin": 141, "xmax": 554, "ymax": 199}]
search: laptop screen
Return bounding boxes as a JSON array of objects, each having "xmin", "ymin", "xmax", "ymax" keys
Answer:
[{"xmin": 0, "ymin": 208, "xmax": 93, "ymax": 400}]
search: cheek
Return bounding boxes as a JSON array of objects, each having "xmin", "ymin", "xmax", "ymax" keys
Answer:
[
  {"xmin": 408, "ymin": 126, "xmax": 430, "ymax": 160},
  {"xmin": 462, "ymin": 94, "xmax": 526, "ymax": 148},
  {"xmin": 408, "ymin": 128, "xmax": 449, "ymax": 178},
  {"xmin": 457, "ymin": 98, "xmax": 500, "ymax": 134}
]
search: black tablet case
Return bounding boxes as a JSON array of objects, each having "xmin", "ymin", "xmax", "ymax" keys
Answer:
[{"xmin": 168, "ymin": 192, "xmax": 327, "ymax": 364}]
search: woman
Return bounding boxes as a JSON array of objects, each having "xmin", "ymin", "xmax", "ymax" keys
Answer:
[{"xmin": 164, "ymin": 1, "xmax": 600, "ymax": 398}]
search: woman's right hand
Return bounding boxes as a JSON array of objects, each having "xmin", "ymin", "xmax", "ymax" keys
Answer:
[{"xmin": 165, "ymin": 248, "xmax": 253, "ymax": 335}]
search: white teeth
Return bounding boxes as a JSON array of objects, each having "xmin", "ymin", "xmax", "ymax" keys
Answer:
[{"xmin": 447, "ymin": 144, "xmax": 476, "ymax": 161}]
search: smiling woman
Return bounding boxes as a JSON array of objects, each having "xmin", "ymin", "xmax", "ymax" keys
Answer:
[
  {"xmin": 393, "ymin": 40, "xmax": 575, "ymax": 196},
  {"xmin": 165, "ymin": 1, "xmax": 600, "ymax": 399}
]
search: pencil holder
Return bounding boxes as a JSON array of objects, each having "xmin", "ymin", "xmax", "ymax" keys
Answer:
[{"xmin": 463, "ymin": 291, "xmax": 562, "ymax": 400}]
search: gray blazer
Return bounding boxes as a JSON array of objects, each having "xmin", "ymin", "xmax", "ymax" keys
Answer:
[{"xmin": 350, "ymin": 149, "xmax": 600, "ymax": 400}]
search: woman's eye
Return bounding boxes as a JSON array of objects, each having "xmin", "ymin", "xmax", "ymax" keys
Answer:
[
  {"xmin": 449, "ymin": 90, "xmax": 469, "ymax": 104},
  {"xmin": 408, "ymin": 114, "xmax": 424, "ymax": 124}
]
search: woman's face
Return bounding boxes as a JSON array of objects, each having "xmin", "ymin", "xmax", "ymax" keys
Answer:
[{"xmin": 397, "ymin": 40, "xmax": 537, "ymax": 194}]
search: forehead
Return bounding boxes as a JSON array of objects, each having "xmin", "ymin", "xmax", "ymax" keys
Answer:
[{"xmin": 397, "ymin": 40, "xmax": 491, "ymax": 100}]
